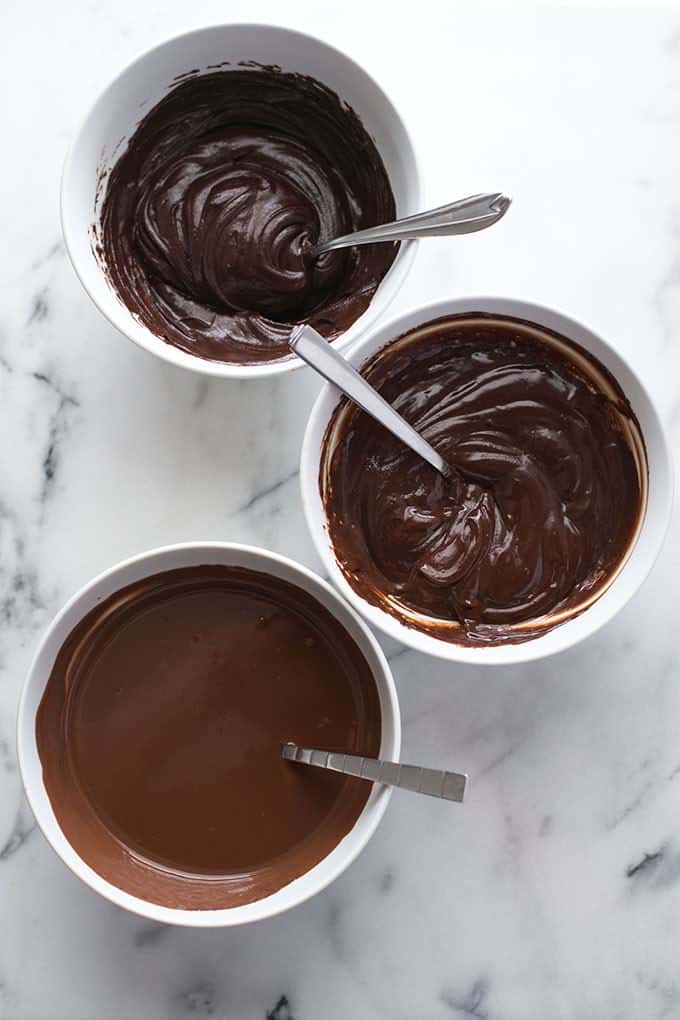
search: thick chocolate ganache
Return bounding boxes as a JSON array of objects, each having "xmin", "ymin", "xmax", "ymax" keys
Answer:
[
  {"xmin": 36, "ymin": 565, "xmax": 381, "ymax": 909},
  {"xmin": 98, "ymin": 68, "xmax": 397, "ymax": 364},
  {"xmin": 321, "ymin": 315, "xmax": 645, "ymax": 645}
]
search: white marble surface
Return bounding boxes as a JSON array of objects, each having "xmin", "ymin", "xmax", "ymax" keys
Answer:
[{"xmin": 1, "ymin": 2, "xmax": 680, "ymax": 1017}]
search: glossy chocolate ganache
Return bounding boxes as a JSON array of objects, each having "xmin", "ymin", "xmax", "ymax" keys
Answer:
[
  {"xmin": 98, "ymin": 68, "xmax": 397, "ymax": 364},
  {"xmin": 36, "ymin": 565, "xmax": 381, "ymax": 909},
  {"xmin": 322, "ymin": 315, "xmax": 645, "ymax": 646}
]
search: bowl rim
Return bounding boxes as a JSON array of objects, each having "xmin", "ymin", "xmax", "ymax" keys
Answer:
[
  {"xmin": 60, "ymin": 21, "xmax": 422, "ymax": 380},
  {"xmin": 17, "ymin": 541, "xmax": 401, "ymax": 926},
  {"xmin": 300, "ymin": 295, "xmax": 674, "ymax": 666}
]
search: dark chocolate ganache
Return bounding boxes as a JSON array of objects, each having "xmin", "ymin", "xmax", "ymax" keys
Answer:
[
  {"xmin": 36, "ymin": 565, "xmax": 381, "ymax": 909},
  {"xmin": 98, "ymin": 68, "xmax": 397, "ymax": 364},
  {"xmin": 321, "ymin": 315, "xmax": 645, "ymax": 645}
]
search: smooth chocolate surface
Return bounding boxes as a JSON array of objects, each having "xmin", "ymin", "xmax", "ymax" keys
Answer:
[
  {"xmin": 322, "ymin": 315, "xmax": 644, "ymax": 645},
  {"xmin": 98, "ymin": 68, "xmax": 397, "ymax": 364},
  {"xmin": 36, "ymin": 565, "xmax": 381, "ymax": 909}
]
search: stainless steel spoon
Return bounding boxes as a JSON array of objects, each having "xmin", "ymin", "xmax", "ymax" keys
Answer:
[
  {"xmin": 312, "ymin": 192, "xmax": 511, "ymax": 257},
  {"xmin": 282, "ymin": 743, "xmax": 467, "ymax": 803},
  {"xmin": 290, "ymin": 324, "xmax": 451, "ymax": 477}
]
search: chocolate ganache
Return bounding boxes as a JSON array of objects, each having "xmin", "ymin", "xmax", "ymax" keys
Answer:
[
  {"xmin": 36, "ymin": 565, "xmax": 381, "ymax": 909},
  {"xmin": 322, "ymin": 315, "xmax": 644, "ymax": 645},
  {"xmin": 98, "ymin": 68, "xmax": 397, "ymax": 364}
]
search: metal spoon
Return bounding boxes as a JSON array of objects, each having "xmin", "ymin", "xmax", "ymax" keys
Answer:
[
  {"xmin": 312, "ymin": 192, "xmax": 510, "ymax": 257},
  {"xmin": 282, "ymin": 743, "xmax": 467, "ymax": 803},
  {"xmin": 290, "ymin": 324, "xmax": 451, "ymax": 477}
]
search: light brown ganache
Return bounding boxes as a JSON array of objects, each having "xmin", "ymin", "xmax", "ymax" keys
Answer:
[
  {"xmin": 98, "ymin": 68, "xmax": 397, "ymax": 365},
  {"xmin": 36, "ymin": 565, "xmax": 381, "ymax": 909},
  {"xmin": 321, "ymin": 314, "xmax": 645, "ymax": 646}
]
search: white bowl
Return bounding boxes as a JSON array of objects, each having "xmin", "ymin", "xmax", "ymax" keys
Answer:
[
  {"xmin": 301, "ymin": 297, "xmax": 673, "ymax": 665},
  {"xmin": 61, "ymin": 24, "xmax": 421, "ymax": 380},
  {"xmin": 17, "ymin": 543, "xmax": 400, "ymax": 927}
]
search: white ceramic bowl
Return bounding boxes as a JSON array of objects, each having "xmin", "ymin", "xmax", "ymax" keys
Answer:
[
  {"xmin": 17, "ymin": 543, "xmax": 400, "ymax": 926},
  {"xmin": 61, "ymin": 24, "xmax": 421, "ymax": 380},
  {"xmin": 301, "ymin": 297, "xmax": 673, "ymax": 665}
]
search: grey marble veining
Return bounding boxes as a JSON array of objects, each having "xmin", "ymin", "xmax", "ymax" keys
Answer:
[{"xmin": 1, "ymin": 3, "xmax": 680, "ymax": 1018}]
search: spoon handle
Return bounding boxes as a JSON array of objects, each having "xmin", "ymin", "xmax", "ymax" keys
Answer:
[
  {"xmin": 289, "ymin": 325, "xmax": 450, "ymax": 477},
  {"xmin": 282, "ymin": 743, "xmax": 467, "ymax": 803},
  {"xmin": 314, "ymin": 192, "xmax": 510, "ymax": 255}
]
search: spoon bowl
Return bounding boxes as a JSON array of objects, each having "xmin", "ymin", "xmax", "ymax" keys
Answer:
[
  {"xmin": 300, "ymin": 296, "xmax": 672, "ymax": 666},
  {"xmin": 18, "ymin": 542, "xmax": 401, "ymax": 926},
  {"xmin": 61, "ymin": 23, "xmax": 421, "ymax": 378}
]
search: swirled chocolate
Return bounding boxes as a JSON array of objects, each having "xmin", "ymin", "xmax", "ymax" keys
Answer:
[
  {"xmin": 321, "ymin": 315, "xmax": 645, "ymax": 646},
  {"xmin": 36, "ymin": 565, "xmax": 381, "ymax": 909},
  {"xmin": 98, "ymin": 68, "xmax": 397, "ymax": 364}
]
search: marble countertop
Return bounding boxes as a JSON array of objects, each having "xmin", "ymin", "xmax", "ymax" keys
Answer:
[{"xmin": 2, "ymin": 3, "xmax": 680, "ymax": 1017}]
